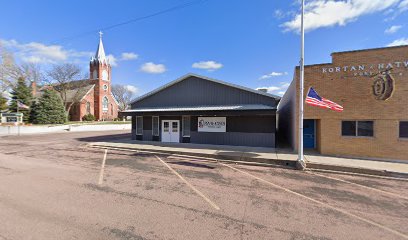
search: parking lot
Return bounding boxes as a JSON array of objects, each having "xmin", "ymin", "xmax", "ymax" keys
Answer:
[{"xmin": 0, "ymin": 131, "xmax": 407, "ymax": 240}]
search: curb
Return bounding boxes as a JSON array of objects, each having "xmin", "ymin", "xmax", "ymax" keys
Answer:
[
  {"xmin": 306, "ymin": 162, "xmax": 408, "ymax": 179},
  {"xmin": 88, "ymin": 144, "xmax": 297, "ymax": 168},
  {"xmin": 88, "ymin": 143, "xmax": 408, "ymax": 179}
]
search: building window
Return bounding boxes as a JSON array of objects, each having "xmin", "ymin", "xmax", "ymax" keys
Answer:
[
  {"xmin": 136, "ymin": 116, "xmax": 143, "ymax": 135},
  {"xmin": 111, "ymin": 104, "xmax": 113, "ymax": 115},
  {"xmin": 182, "ymin": 116, "xmax": 191, "ymax": 137},
  {"xmin": 342, "ymin": 121, "xmax": 374, "ymax": 137},
  {"xmin": 86, "ymin": 102, "xmax": 91, "ymax": 114},
  {"xmin": 102, "ymin": 96, "xmax": 108, "ymax": 112},
  {"xmin": 152, "ymin": 116, "xmax": 159, "ymax": 136},
  {"xmin": 400, "ymin": 121, "xmax": 408, "ymax": 138},
  {"xmin": 163, "ymin": 121, "xmax": 169, "ymax": 132}
]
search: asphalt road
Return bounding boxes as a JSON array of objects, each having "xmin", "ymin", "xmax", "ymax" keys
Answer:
[{"xmin": 0, "ymin": 131, "xmax": 407, "ymax": 240}]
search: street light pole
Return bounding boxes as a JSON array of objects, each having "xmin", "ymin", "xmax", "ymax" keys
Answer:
[{"xmin": 297, "ymin": 0, "xmax": 306, "ymax": 170}]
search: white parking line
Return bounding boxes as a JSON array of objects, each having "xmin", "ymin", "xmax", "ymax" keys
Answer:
[
  {"xmin": 98, "ymin": 149, "xmax": 108, "ymax": 185},
  {"xmin": 309, "ymin": 171, "xmax": 408, "ymax": 201},
  {"xmin": 219, "ymin": 162, "xmax": 408, "ymax": 240},
  {"xmin": 155, "ymin": 155, "xmax": 220, "ymax": 210}
]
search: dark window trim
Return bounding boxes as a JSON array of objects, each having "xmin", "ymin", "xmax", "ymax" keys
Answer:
[
  {"xmin": 136, "ymin": 116, "xmax": 143, "ymax": 135},
  {"xmin": 182, "ymin": 116, "xmax": 191, "ymax": 137},
  {"xmin": 152, "ymin": 116, "xmax": 159, "ymax": 136},
  {"xmin": 399, "ymin": 121, "xmax": 408, "ymax": 139},
  {"xmin": 341, "ymin": 120, "xmax": 374, "ymax": 138}
]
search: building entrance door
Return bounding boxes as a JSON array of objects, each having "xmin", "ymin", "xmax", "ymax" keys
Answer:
[
  {"xmin": 303, "ymin": 119, "xmax": 315, "ymax": 148},
  {"xmin": 161, "ymin": 120, "xmax": 180, "ymax": 143}
]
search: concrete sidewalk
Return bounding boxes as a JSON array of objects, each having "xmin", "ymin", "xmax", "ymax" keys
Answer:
[
  {"xmin": 88, "ymin": 140, "xmax": 408, "ymax": 178},
  {"xmin": 0, "ymin": 124, "xmax": 130, "ymax": 136}
]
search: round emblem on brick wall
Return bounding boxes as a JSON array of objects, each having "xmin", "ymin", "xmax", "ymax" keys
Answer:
[{"xmin": 372, "ymin": 71, "xmax": 394, "ymax": 101}]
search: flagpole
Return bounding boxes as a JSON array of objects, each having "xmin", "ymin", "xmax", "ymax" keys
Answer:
[
  {"xmin": 297, "ymin": 0, "xmax": 306, "ymax": 170},
  {"xmin": 17, "ymin": 100, "xmax": 20, "ymax": 136}
]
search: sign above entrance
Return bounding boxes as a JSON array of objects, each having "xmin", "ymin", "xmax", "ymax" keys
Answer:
[
  {"xmin": 321, "ymin": 60, "xmax": 408, "ymax": 77},
  {"xmin": 198, "ymin": 117, "xmax": 226, "ymax": 132}
]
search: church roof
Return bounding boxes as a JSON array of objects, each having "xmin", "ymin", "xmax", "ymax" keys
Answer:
[
  {"xmin": 35, "ymin": 80, "xmax": 95, "ymax": 103},
  {"xmin": 65, "ymin": 84, "xmax": 95, "ymax": 103}
]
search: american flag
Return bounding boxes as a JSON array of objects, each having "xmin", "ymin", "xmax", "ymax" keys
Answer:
[
  {"xmin": 305, "ymin": 87, "xmax": 343, "ymax": 112},
  {"xmin": 17, "ymin": 101, "xmax": 30, "ymax": 110}
]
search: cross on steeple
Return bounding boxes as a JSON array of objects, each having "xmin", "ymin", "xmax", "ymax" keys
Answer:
[{"xmin": 99, "ymin": 31, "xmax": 103, "ymax": 39}]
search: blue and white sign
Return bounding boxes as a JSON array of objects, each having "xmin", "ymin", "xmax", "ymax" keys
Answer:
[{"xmin": 198, "ymin": 117, "xmax": 226, "ymax": 132}]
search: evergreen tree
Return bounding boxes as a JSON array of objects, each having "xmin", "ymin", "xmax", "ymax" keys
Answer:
[
  {"xmin": 31, "ymin": 89, "xmax": 66, "ymax": 124},
  {"xmin": 0, "ymin": 94, "xmax": 8, "ymax": 111},
  {"xmin": 29, "ymin": 101, "xmax": 38, "ymax": 123},
  {"xmin": 10, "ymin": 77, "xmax": 32, "ymax": 122}
]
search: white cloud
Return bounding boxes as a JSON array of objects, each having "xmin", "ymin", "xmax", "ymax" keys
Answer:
[
  {"xmin": 274, "ymin": 9, "xmax": 285, "ymax": 19},
  {"xmin": 140, "ymin": 62, "xmax": 166, "ymax": 74},
  {"xmin": 387, "ymin": 38, "xmax": 408, "ymax": 46},
  {"xmin": 274, "ymin": 9, "xmax": 296, "ymax": 20},
  {"xmin": 256, "ymin": 81, "xmax": 291, "ymax": 96},
  {"xmin": 0, "ymin": 38, "xmax": 93, "ymax": 64},
  {"xmin": 0, "ymin": 38, "xmax": 140, "ymax": 68},
  {"xmin": 104, "ymin": 52, "xmax": 138, "ymax": 66},
  {"xmin": 399, "ymin": 0, "xmax": 408, "ymax": 11},
  {"xmin": 21, "ymin": 56, "xmax": 43, "ymax": 64},
  {"xmin": 125, "ymin": 85, "xmax": 139, "ymax": 94},
  {"xmin": 281, "ymin": 82, "xmax": 290, "ymax": 88},
  {"xmin": 106, "ymin": 54, "xmax": 118, "ymax": 67},
  {"xmin": 281, "ymin": 0, "xmax": 400, "ymax": 32},
  {"xmin": 385, "ymin": 25, "xmax": 402, "ymax": 34},
  {"xmin": 121, "ymin": 52, "xmax": 138, "ymax": 61},
  {"xmin": 257, "ymin": 86, "xmax": 280, "ymax": 92},
  {"xmin": 192, "ymin": 61, "xmax": 223, "ymax": 71},
  {"xmin": 259, "ymin": 71, "xmax": 288, "ymax": 80}
]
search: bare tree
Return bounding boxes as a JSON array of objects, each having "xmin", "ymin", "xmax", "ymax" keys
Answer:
[
  {"xmin": 20, "ymin": 63, "xmax": 44, "ymax": 85},
  {"xmin": 111, "ymin": 84, "xmax": 135, "ymax": 111},
  {"xmin": 0, "ymin": 46, "xmax": 21, "ymax": 92},
  {"xmin": 0, "ymin": 46, "xmax": 44, "ymax": 93},
  {"xmin": 47, "ymin": 63, "xmax": 87, "ymax": 113}
]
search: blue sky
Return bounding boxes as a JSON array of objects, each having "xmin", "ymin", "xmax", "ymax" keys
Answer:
[{"xmin": 1, "ymin": 0, "xmax": 407, "ymax": 96}]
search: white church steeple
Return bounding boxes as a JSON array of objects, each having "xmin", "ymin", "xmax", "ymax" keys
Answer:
[
  {"xmin": 90, "ymin": 31, "xmax": 111, "ymax": 81},
  {"xmin": 91, "ymin": 31, "xmax": 108, "ymax": 64}
]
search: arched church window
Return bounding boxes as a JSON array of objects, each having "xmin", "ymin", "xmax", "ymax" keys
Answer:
[
  {"xmin": 86, "ymin": 101, "xmax": 91, "ymax": 114},
  {"xmin": 102, "ymin": 70, "xmax": 108, "ymax": 81},
  {"xmin": 102, "ymin": 96, "xmax": 109, "ymax": 112},
  {"xmin": 92, "ymin": 69, "xmax": 98, "ymax": 79},
  {"xmin": 111, "ymin": 104, "xmax": 113, "ymax": 115}
]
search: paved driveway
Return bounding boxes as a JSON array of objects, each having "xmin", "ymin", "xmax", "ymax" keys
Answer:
[{"xmin": 0, "ymin": 131, "xmax": 407, "ymax": 240}]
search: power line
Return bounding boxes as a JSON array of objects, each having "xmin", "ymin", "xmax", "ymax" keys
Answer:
[{"xmin": 50, "ymin": 0, "xmax": 209, "ymax": 45}]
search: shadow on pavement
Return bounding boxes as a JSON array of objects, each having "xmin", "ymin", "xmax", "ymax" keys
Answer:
[
  {"xmin": 168, "ymin": 161, "xmax": 216, "ymax": 169},
  {"xmin": 76, "ymin": 133, "xmax": 131, "ymax": 143}
]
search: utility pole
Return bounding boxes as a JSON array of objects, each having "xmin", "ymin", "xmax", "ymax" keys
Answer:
[{"xmin": 297, "ymin": 0, "xmax": 306, "ymax": 170}]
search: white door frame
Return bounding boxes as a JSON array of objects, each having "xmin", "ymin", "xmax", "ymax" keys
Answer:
[{"xmin": 161, "ymin": 120, "xmax": 180, "ymax": 143}]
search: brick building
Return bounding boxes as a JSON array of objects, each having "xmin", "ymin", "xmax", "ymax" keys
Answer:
[
  {"xmin": 34, "ymin": 33, "xmax": 119, "ymax": 121},
  {"xmin": 278, "ymin": 45, "xmax": 408, "ymax": 161}
]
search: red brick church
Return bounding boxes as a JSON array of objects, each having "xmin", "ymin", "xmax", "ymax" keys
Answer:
[{"xmin": 35, "ymin": 33, "xmax": 119, "ymax": 121}]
